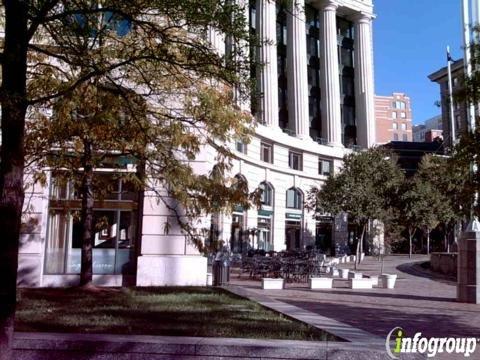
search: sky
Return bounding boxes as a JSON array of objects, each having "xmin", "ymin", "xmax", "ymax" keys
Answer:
[{"xmin": 373, "ymin": 0, "xmax": 464, "ymax": 125}]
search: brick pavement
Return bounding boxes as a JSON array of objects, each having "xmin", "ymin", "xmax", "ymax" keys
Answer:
[{"xmin": 229, "ymin": 255, "xmax": 480, "ymax": 339}]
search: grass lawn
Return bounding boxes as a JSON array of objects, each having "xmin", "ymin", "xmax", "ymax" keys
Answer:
[{"xmin": 15, "ymin": 287, "xmax": 340, "ymax": 341}]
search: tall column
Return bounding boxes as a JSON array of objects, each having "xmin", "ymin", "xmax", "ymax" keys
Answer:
[
  {"xmin": 353, "ymin": 13, "xmax": 376, "ymax": 148},
  {"xmin": 287, "ymin": 0, "xmax": 310, "ymax": 139},
  {"xmin": 319, "ymin": 1, "xmax": 343, "ymax": 147},
  {"xmin": 256, "ymin": 0, "xmax": 279, "ymax": 127},
  {"xmin": 208, "ymin": 27, "xmax": 225, "ymax": 57}
]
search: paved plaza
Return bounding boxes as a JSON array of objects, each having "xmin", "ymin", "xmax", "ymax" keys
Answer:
[{"xmin": 230, "ymin": 255, "xmax": 480, "ymax": 340}]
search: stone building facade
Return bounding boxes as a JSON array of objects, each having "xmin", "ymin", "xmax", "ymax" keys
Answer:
[{"xmin": 18, "ymin": 0, "xmax": 377, "ymax": 287}]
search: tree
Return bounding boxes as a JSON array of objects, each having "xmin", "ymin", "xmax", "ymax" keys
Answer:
[
  {"xmin": 414, "ymin": 154, "xmax": 470, "ymax": 252},
  {"xmin": 1, "ymin": 1, "xmax": 254, "ymax": 357},
  {"xmin": 308, "ymin": 148, "xmax": 404, "ymax": 269},
  {"xmin": 395, "ymin": 156, "xmax": 456, "ymax": 257}
]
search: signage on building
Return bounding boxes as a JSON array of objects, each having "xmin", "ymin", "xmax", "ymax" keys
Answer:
[
  {"xmin": 258, "ymin": 209, "xmax": 273, "ymax": 217},
  {"xmin": 286, "ymin": 213, "xmax": 302, "ymax": 220}
]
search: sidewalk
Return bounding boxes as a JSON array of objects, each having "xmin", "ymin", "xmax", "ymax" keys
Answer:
[{"xmin": 229, "ymin": 256, "xmax": 480, "ymax": 339}]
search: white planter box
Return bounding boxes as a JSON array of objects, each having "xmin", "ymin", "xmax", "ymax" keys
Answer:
[
  {"xmin": 349, "ymin": 278, "xmax": 373, "ymax": 289},
  {"xmin": 348, "ymin": 271, "xmax": 363, "ymax": 279},
  {"xmin": 339, "ymin": 268, "xmax": 350, "ymax": 279},
  {"xmin": 365, "ymin": 275, "xmax": 378, "ymax": 287},
  {"xmin": 206, "ymin": 273, "xmax": 213, "ymax": 286},
  {"xmin": 380, "ymin": 274, "xmax": 397, "ymax": 289},
  {"xmin": 262, "ymin": 278, "xmax": 284, "ymax": 290},
  {"xmin": 309, "ymin": 277, "xmax": 333, "ymax": 289},
  {"xmin": 330, "ymin": 268, "xmax": 339, "ymax": 277}
]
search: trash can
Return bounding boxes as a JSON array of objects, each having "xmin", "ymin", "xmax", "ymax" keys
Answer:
[{"xmin": 212, "ymin": 259, "xmax": 230, "ymax": 286}]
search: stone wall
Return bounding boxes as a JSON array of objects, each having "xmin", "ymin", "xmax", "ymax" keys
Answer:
[{"xmin": 430, "ymin": 252, "xmax": 457, "ymax": 276}]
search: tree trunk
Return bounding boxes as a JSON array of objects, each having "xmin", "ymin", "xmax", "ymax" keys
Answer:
[
  {"xmin": 355, "ymin": 223, "xmax": 366, "ymax": 270},
  {"xmin": 426, "ymin": 229, "xmax": 430, "ymax": 256},
  {"xmin": 0, "ymin": 2, "xmax": 29, "ymax": 359},
  {"xmin": 444, "ymin": 227, "xmax": 449, "ymax": 253},
  {"xmin": 409, "ymin": 232, "xmax": 413, "ymax": 259},
  {"xmin": 80, "ymin": 140, "xmax": 95, "ymax": 287}
]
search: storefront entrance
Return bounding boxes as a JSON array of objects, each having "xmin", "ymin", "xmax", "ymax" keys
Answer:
[{"xmin": 285, "ymin": 220, "xmax": 301, "ymax": 251}]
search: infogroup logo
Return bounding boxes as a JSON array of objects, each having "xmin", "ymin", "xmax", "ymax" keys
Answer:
[{"xmin": 385, "ymin": 327, "xmax": 478, "ymax": 358}]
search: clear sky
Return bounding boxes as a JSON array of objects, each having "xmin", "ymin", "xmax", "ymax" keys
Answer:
[{"xmin": 373, "ymin": 0, "xmax": 464, "ymax": 125}]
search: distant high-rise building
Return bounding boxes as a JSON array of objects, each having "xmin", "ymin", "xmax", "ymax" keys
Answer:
[
  {"xmin": 428, "ymin": 59, "xmax": 468, "ymax": 147},
  {"xmin": 374, "ymin": 93, "xmax": 413, "ymax": 143},
  {"xmin": 413, "ymin": 115, "xmax": 443, "ymax": 142}
]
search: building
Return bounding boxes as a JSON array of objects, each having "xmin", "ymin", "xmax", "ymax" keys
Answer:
[
  {"xmin": 425, "ymin": 129, "xmax": 443, "ymax": 142},
  {"xmin": 374, "ymin": 93, "xmax": 413, "ymax": 143},
  {"xmin": 412, "ymin": 115, "xmax": 443, "ymax": 142},
  {"xmin": 428, "ymin": 59, "xmax": 469, "ymax": 147},
  {"xmin": 18, "ymin": 0, "xmax": 377, "ymax": 287},
  {"xmin": 382, "ymin": 140, "xmax": 444, "ymax": 177}
]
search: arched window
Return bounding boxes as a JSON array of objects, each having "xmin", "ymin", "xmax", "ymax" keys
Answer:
[
  {"xmin": 233, "ymin": 174, "xmax": 248, "ymax": 194},
  {"xmin": 286, "ymin": 188, "xmax": 303, "ymax": 209},
  {"xmin": 259, "ymin": 182, "xmax": 273, "ymax": 207}
]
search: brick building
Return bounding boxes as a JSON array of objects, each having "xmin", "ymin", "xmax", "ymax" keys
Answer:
[{"xmin": 375, "ymin": 93, "xmax": 413, "ymax": 144}]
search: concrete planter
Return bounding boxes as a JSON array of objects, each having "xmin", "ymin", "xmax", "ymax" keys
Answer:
[
  {"xmin": 339, "ymin": 268, "xmax": 350, "ymax": 279},
  {"xmin": 262, "ymin": 278, "xmax": 284, "ymax": 290},
  {"xmin": 206, "ymin": 273, "xmax": 213, "ymax": 286},
  {"xmin": 348, "ymin": 271, "xmax": 363, "ymax": 279},
  {"xmin": 365, "ymin": 275, "xmax": 378, "ymax": 287},
  {"xmin": 349, "ymin": 278, "xmax": 373, "ymax": 289},
  {"xmin": 309, "ymin": 277, "xmax": 333, "ymax": 289},
  {"xmin": 380, "ymin": 274, "xmax": 397, "ymax": 289}
]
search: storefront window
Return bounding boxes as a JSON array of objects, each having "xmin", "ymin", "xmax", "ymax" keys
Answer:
[
  {"xmin": 45, "ymin": 173, "xmax": 138, "ymax": 275},
  {"xmin": 257, "ymin": 217, "xmax": 272, "ymax": 251}
]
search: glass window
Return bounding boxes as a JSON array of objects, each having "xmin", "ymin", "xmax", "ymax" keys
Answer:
[
  {"xmin": 393, "ymin": 122, "xmax": 398, "ymax": 130},
  {"xmin": 393, "ymin": 133, "xmax": 399, "ymax": 141},
  {"xmin": 259, "ymin": 182, "xmax": 273, "ymax": 206},
  {"xmin": 277, "ymin": 3, "xmax": 288, "ymax": 129},
  {"xmin": 402, "ymin": 134, "xmax": 408, "ymax": 141},
  {"xmin": 286, "ymin": 188, "xmax": 303, "ymax": 209},
  {"xmin": 260, "ymin": 142, "xmax": 273, "ymax": 163},
  {"xmin": 288, "ymin": 151, "xmax": 303, "ymax": 171},
  {"xmin": 393, "ymin": 101, "xmax": 406, "ymax": 110},
  {"xmin": 230, "ymin": 214, "xmax": 245, "ymax": 253},
  {"xmin": 401, "ymin": 112, "xmax": 406, "ymax": 119},
  {"xmin": 337, "ymin": 17, "xmax": 353, "ymax": 39},
  {"xmin": 257, "ymin": 217, "xmax": 273, "ymax": 251},
  {"xmin": 45, "ymin": 173, "xmax": 138, "ymax": 275},
  {"xmin": 236, "ymin": 140, "xmax": 247, "ymax": 154},
  {"xmin": 401, "ymin": 123, "xmax": 407, "ymax": 131},
  {"xmin": 392, "ymin": 112, "xmax": 397, "ymax": 119},
  {"xmin": 319, "ymin": 158, "xmax": 332, "ymax": 176}
]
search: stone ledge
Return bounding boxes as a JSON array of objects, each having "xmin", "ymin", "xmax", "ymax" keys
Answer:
[{"xmin": 12, "ymin": 332, "xmax": 425, "ymax": 360}]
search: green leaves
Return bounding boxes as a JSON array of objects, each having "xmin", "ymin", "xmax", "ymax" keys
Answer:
[
  {"xmin": 309, "ymin": 148, "xmax": 404, "ymax": 227},
  {"xmin": 24, "ymin": 0, "xmax": 256, "ymax": 252}
]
